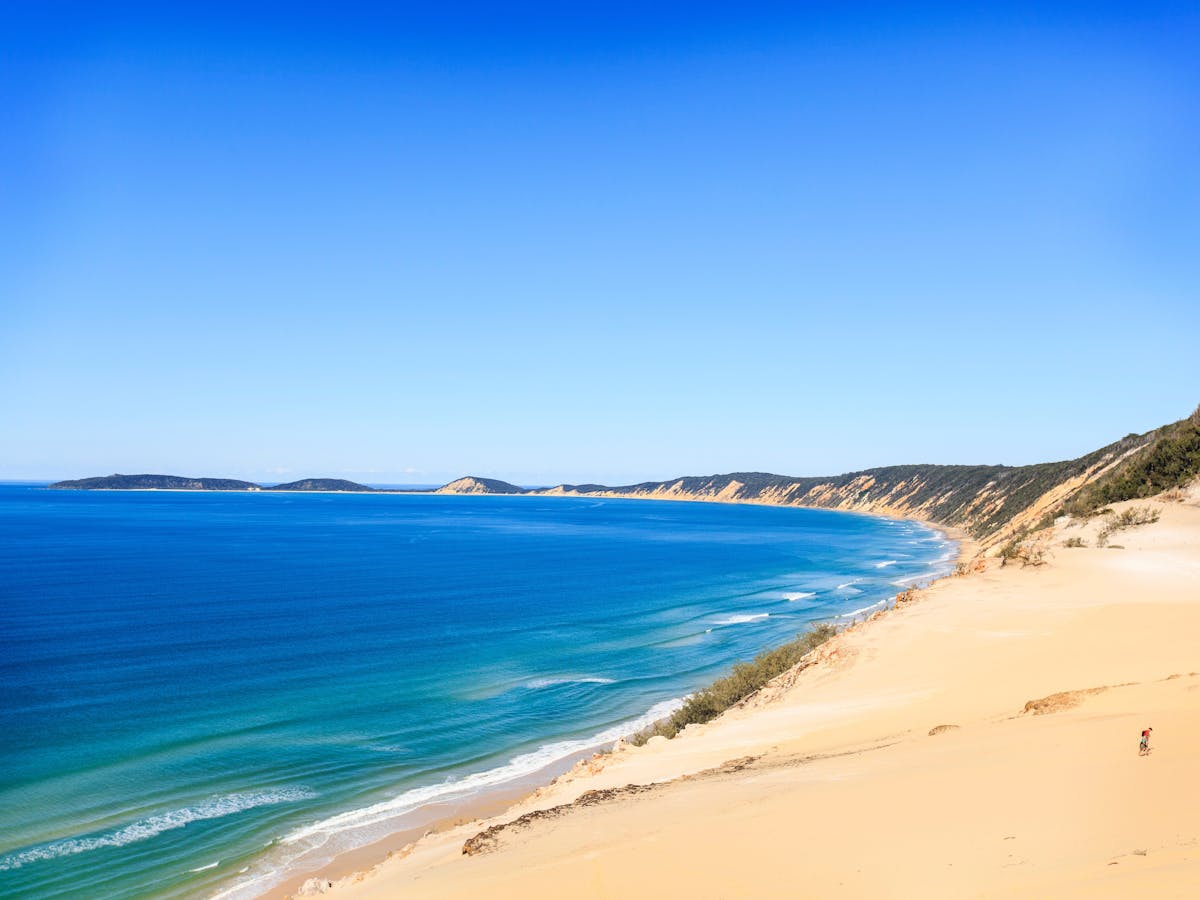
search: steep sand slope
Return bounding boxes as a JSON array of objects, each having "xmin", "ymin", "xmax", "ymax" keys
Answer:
[{"xmin": 311, "ymin": 493, "xmax": 1200, "ymax": 899}]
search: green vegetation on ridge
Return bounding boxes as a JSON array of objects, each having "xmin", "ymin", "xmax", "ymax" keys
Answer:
[
  {"xmin": 556, "ymin": 433, "xmax": 1152, "ymax": 540},
  {"xmin": 48, "ymin": 405, "xmax": 1200, "ymax": 540},
  {"xmin": 1063, "ymin": 406, "xmax": 1200, "ymax": 516},
  {"xmin": 630, "ymin": 624, "xmax": 838, "ymax": 745}
]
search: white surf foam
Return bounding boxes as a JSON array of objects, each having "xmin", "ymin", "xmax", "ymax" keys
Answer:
[
  {"xmin": 782, "ymin": 592, "xmax": 815, "ymax": 601},
  {"xmin": 0, "ymin": 789, "xmax": 314, "ymax": 872},
  {"xmin": 835, "ymin": 579, "xmax": 864, "ymax": 591},
  {"xmin": 247, "ymin": 696, "xmax": 681, "ymax": 864},
  {"xmin": 189, "ymin": 861, "xmax": 220, "ymax": 873},
  {"xmin": 873, "ymin": 560, "xmax": 898, "ymax": 568},
  {"xmin": 711, "ymin": 613, "xmax": 770, "ymax": 626},
  {"xmin": 524, "ymin": 676, "xmax": 616, "ymax": 689},
  {"xmin": 365, "ymin": 743, "xmax": 410, "ymax": 754},
  {"xmin": 836, "ymin": 599, "xmax": 888, "ymax": 619},
  {"xmin": 211, "ymin": 697, "xmax": 685, "ymax": 900},
  {"xmin": 890, "ymin": 571, "xmax": 943, "ymax": 586}
]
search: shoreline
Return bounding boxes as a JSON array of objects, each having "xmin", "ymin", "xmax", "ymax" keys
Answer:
[
  {"xmin": 234, "ymin": 513, "xmax": 961, "ymax": 899},
  {"xmin": 263, "ymin": 488, "xmax": 1200, "ymax": 898},
  {"xmin": 38, "ymin": 483, "xmax": 981, "ymax": 551},
  {"xmin": 19, "ymin": 482, "xmax": 969, "ymax": 898}
]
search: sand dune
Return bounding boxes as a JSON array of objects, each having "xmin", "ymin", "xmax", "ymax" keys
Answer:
[{"xmin": 295, "ymin": 491, "xmax": 1200, "ymax": 899}]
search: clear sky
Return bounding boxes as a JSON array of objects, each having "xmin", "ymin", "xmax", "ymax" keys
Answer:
[{"xmin": 2, "ymin": 2, "xmax": 1198, "ymax": 485}]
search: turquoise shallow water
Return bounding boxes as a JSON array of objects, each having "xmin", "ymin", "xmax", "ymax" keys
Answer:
[{"xmin": 0, "ymin": 485, "xmax": 954, "ymax": 898}]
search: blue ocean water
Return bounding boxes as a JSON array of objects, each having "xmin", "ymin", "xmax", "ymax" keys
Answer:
[{"xmin": 0, "ymin": 485, "xmax": 954, "ymax": 899}]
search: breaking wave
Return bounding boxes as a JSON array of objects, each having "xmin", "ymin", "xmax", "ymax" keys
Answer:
[
  {"xmin": 711, "ymin": 613, "xmax": 770, "ymax": 626},
  {"xmin": 0, "ymin": 789, "xmax": 314, "ymax": 872},
  {"xmin": 524, "ymin": 676, "xmax": 616, "ymax": 689},
  {"xmin": 210, "ymin": 698, "xmax": 684, "ymax": 900}
]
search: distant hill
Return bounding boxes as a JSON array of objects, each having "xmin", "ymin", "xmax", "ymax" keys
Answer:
[
  {"xmin": 435, "ymin": 476, "xmax": 527, "ymax": 495},
  {"xmin": 446, "ymin": 405, "xmax": 1200, "ymax": 549},
  {"xmin": 1063, "ymin": 405, "xmax": 1200, "ymax": 515},
  {"xmin": 44, "ymin": 405, "xmax": 1200, "ymax": 551},
  {"xmin": 267, "ymin": 479, "xmax": 376, "ymax": 492},
  {"xmin": 48, "ymin": 474, "xmax": 260, "ymax": 491}
]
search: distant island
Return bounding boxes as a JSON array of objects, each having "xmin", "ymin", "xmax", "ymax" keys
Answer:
[
  {"xmin": 49, "ymin": 404, "xmax": 1200, "ymax": 553},
  {"xmin": 269, "ymin": 478, "xmax": 380, "ymax": 492},
  {"xmin": 49, "ymin": 474, "xmax": 383, "ymax": 493}
]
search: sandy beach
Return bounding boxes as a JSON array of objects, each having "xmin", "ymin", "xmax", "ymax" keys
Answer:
[{"xmin": 276, "ymin": 486, "xmax": 1200, "ymax": 899}]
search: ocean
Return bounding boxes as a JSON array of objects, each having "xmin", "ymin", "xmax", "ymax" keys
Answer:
[{"xmin": 0, "ymin": 485, "xmax": 955, "ymax": 899}]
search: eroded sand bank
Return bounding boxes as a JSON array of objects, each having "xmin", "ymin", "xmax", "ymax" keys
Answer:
[{"xmin": 288, "ymin": 491, "xmax": 1200, "ymax": 899}]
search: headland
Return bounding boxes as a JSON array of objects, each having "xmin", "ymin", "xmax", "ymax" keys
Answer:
[{"xmin": 255, "ymin": 406, "xmax": 1200, "ymax": 898}]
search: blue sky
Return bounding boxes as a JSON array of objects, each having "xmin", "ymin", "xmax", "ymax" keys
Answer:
[{"xmin": 2, "ymin": 2, "xmax": 1198, "ymax": 485}]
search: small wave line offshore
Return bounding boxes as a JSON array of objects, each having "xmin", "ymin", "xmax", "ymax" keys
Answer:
[
  {"xmin": 209, "ymin": 699, "xmax": 684, "ymax": 900},
  {"xmin": 523, "ymin": 676, "xmax": 616, "ymax": 690},
  {"xmin": 0, "ymin": 789, "xmax": 315, "ymax": 873}
]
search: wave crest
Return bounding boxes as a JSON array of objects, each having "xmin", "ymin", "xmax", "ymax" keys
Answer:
[
  {"xmin": 0, "ymin": 789, "xmax": 315, "ymax": 872},
  {"xmin": 524, "ymin": 676, "xmax": 616, "ymax": 689},
  {"xmin": 259, "ymin": 696, "xmax": 685, "ymax": 875},
  {"xmin": 711, "ymin": 613, "xmax": 770, "ymax": 626}
]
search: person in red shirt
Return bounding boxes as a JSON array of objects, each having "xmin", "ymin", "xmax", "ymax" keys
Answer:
[{"xmin": 1139, "ymin": 727, "xmax": 1153, "ymax": 755}]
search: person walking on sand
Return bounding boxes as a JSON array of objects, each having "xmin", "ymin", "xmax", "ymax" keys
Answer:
[{"xmin": 1139, "ymin": 727, "xmax": 1153, "ymax": 755}]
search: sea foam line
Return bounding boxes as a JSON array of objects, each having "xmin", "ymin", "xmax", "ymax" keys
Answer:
[
  {"xmin": 524, "ymin": 676, "xmax": 616, "ymax": 689},
  {"xmin": 711, "ymin": 613, "xmax": 770, "ymax": 626},
  {"xmin": 836, "ymin": 599, "xmax": 889, "ymax": 619},
  {"xmin": 782, "ymin": 592, "xmax": 815, "ymax": 601},
  {"xmin": 282, "ymin": 697, "xmax": 684, "ymax": 846},
  {"xmin": 0, "ymin": 789, "xmax": 314, "ymax": 872},
  {"xmin": 890, "ymin": 571, "xmax": 943, "ymax": 586},
  {"xmin": 210, "ymin": 697, "xmax": 684, "ymax": 900}
]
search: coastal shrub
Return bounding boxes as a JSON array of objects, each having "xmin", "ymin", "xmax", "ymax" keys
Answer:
[
  {"xmin": 1020, "ymin": 545, "xmax": 1048, "ymax": 567},
  {"xmin": 998, "ymin": 534, "xmax": 1048, "ymax": 567},
  {"xmin": 1063, "ymin": 536, "xmax": 1086, "ymax": 548},
  {"xmin": 1034, "ymin": 510, "xmax": 1059, "ymax": 532},
  {"xmin": 1096, "ymin": 505, "xmax": 1160, "ymax": 547},
  {"xmin": 1110, "ymin": 506, "xmax": 1161, "ymax": 528},
  {"xmin": 628, "ymin": 624, "xmax": 837, "ymax": 745},
  {"xmin": 953, "ymin": 559, "xmax": 987, "ymax": 576},
  {"xmin": 998, "ymin": 538, "xmax": 1023, "ymax": 567}
]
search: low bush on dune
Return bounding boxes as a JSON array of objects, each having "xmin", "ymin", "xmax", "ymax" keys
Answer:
[
  {"xmin": 1096, "ymin": 505, "xmax": 1161, "ymax": 547},
  {"xmin": 629, "ymin": 624, "xmax": 837, "ymax": 745},
  {"xmin": 998, "ymin": 538, "xmax": 1023, "ymax": 565},
  {"xmin": 998, "ymin": 533, "xmax": 1048, "ymax": 567}
]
